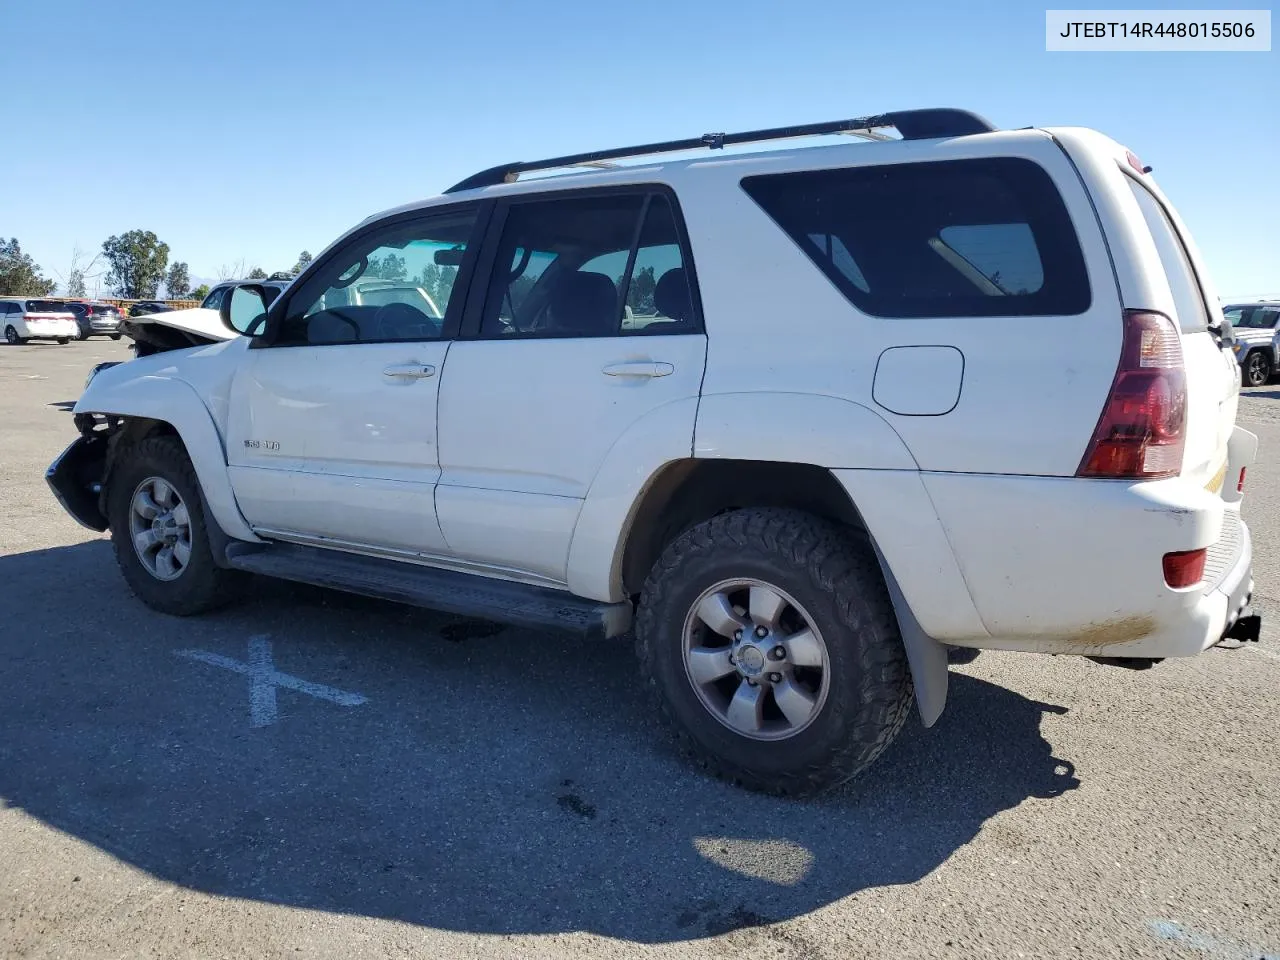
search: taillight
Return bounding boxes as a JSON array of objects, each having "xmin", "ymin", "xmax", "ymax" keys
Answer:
[
  {"xmin": 1237, "ymin": 468, "xmax": 1247, "ymax": 492},
  {"xmin": 1162, "ymin": 548, "xmax": 1206, "ymax": 588},
  {"xmin": 1077, "ymin": 310, "xmax": 1186, "ymax": 479}
]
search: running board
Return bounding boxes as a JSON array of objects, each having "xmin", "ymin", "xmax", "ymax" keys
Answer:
[{"xmin": 224, "ymin": 543, "xmax": 632, "ymax": 640}]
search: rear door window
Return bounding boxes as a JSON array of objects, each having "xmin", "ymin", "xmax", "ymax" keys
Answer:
[
  {"xmin": 741, "ymin": 157, "xmax": 1091, "ymax": 318},
  {"xmin": 1125, "ymin": 179, "xmax": 1210, "ymax": 333}
]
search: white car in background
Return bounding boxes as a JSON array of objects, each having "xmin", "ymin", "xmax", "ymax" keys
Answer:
[{"xmin": 1, "ymin": 298, "xmax": 79, "ymax": 345}]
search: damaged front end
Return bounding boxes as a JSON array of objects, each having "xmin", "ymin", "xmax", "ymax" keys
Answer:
[{"xmin": 46, "ymin": 422, "xmax": 115, "ymax": 531}]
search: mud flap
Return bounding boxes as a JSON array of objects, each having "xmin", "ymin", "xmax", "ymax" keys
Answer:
[{"xmin": 873, "ymin": 542, "xmax": 948, "ymax": 727}]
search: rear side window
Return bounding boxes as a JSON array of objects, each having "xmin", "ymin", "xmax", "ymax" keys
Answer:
[
  {"xmin": 1125, "ymin": 179, "xmax": 1210, "ymax": 333},
  {"xmin": 741, "ymin": 157, "xmax": 1091, "ymax": 318}
]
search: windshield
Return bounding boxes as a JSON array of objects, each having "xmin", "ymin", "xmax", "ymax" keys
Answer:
[{"xmin": 1226, "ymin": 306, "xmax": 1280, "ymax": 329}]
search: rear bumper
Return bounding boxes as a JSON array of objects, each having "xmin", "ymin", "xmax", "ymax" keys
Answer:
[{"xmin": 24, "ymin": 320, "xmax": 79, "ymax": 339}]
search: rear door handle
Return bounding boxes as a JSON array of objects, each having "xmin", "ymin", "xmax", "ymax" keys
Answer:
[
  {"xmin": 383, "ymin": 363, "xmax": 436, "ymax": 380},
  {"xmin": 602, "ymin": 361, "xmax": 674, "ymax": 379}
]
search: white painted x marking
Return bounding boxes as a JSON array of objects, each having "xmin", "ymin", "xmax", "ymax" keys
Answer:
[{"xmin": 175, "ymin": 635, "xmax": 367, "ymax": 727}]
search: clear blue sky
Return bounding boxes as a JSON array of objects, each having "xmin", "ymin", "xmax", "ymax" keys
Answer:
[{"xmin": 3, "ymin": 0, "xmax": 1276, "ymax": 298}]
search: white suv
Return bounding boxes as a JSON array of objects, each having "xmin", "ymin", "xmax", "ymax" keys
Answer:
[
  {"xmin": 48, "ymin": 108, "xmax": 1259, "ymax": 794},
  {"xmin": 2, "ymin": 298, "xmax": 78, "ymax": 344}
]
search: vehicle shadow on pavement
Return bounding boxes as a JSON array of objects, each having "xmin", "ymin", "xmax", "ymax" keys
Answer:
[{"xmin": 0, "ymin": 541, "xmax": 1079, "ymax": 944}]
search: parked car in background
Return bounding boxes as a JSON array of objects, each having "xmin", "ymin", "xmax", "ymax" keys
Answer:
[
  {"xmin": 1, "ymin": 298, "xmax": 78, "ymax": 344},
  {"xmin": 63, "ymin": 301, "xmax": 124, "ymax": 341},
  {"xmin": 1224, "ymin": 301, "xmax": 1280, "ymax": 386},
  {"xmin": 127, "ymin": 301, "xmax": 176, "ymax": 318}
]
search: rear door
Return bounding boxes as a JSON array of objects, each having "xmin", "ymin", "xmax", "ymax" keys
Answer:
[{"xmin": 434, "ymin": 188, "xmax": 707, "ymax": 585}]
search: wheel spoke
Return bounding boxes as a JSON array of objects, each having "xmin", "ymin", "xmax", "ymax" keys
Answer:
[
  {"xmin": 171, "ymin": 502, "xmax": 189, "ymax": 527},
  {"xmin": 696, "ymin": 591, "xmax": 745, "ymax": 638},
  {"xmin": 773, "ymin": 677, "xmax": 817, "ymax": 728},
  {"xmin": 132, "ymin": 490, "xmax": 161, "ymax": 520},
  {"xmin": 133, "ymin": 529, "xmax": 161, "ymax": 555},
  {"xmin": 686, "ymin": 646, "xmax": 736, "ymax": 685},
  {"xmin": 784, "ymin": 628, "xmax": 824, "ymax": 667},
  {"xmin": 725, "ymin": 681, "xmax": 765, "ymax": 734},
  {"xmin": 155, "ymin": 545, "xmax": 177, "ymax": 578},
  {"xmin": 748, "ymin": 585, "xmax": 787, "ymax": 630},
  {"xmin": 172, "ymin": 537, "xmax": 191, "ymax": 568},
  {"xmin": 151, "ymin": 478, "xmax": 173, "ymax": 507}
]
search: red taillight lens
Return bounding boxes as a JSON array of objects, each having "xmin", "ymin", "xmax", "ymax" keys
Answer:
[
  {"xmin": 1162, "ymin": 548, "xmax": 1206, "ymax": 588},
  {"xmin": 1078, "ymin": 310, "xmax": 1186, "ymax": 479},
  {"xmin": 1237, "ymin": 468, "xmax": 1247, "ymax": 492}
]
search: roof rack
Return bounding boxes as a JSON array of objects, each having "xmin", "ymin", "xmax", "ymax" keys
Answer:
[{"xmin": 445, "ymin": 108, "xmax": 996, "ymax": 194}]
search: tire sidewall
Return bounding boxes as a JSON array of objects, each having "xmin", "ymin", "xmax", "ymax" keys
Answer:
[
  {"xmin": 107, "ymin": 440, "xmax": 221, "ymax": 614},
  {"xmin": 642, "ymin": 527, "xmax": 895, "ymax": 782},
  {"xmin": 1245, "ymin": 351, "xmax": 1271, "ymax": 387}
]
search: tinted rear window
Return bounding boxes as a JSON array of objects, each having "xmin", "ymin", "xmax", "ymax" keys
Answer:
[
  {"xmin": 90, "ymin": 304, "xmax": 120, "ymax": 316},
  {"xmin": 25, "ymin": 300, "xmax": 69, "ymax": 313},
  {"xmin": 741, "ymin": 157, "xmax": 1091, "ymax": 318}
]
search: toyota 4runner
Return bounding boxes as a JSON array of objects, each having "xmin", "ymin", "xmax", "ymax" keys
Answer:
[{"xmin": 47, "ymin": 108, "xmax": 1260, "ymax": 794}]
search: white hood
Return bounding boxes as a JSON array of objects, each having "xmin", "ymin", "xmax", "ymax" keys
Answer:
[{"xmin": 129, "ymin": 306, "xmax": 236, "ymax": 342}]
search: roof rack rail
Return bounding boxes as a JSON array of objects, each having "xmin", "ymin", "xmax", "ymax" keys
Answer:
[{"xmin": 445, "ymin": 107, "xmax": 996, "ymax": 194}]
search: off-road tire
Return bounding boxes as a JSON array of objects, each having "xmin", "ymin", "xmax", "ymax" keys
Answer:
[
  {"xmin": 106, "ymin": 435, "xmax": 245, "ymax": 615},
  {"xmin": 635, "ymin": 508, "xmax": 913, "ymax": 795},
  {"xmin": 4, "ymin": 325, "xmax": 25, "ymax": 345}
]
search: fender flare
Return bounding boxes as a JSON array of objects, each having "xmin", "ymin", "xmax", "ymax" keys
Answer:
[{"xmin": 76, "ymin": 375, "xmax": 260, "ymax": 543}]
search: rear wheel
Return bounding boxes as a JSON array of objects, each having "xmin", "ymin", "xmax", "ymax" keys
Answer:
[
  {"xmin": 110, "ymin": 334, "xmax": 122, "ymax": 341},
  {"xmin": 636, "ymin": 508, "xmax": 913, "ymax": 795},
  {"xmin": 56, "ymin": 337, "xmax": 70, "ymax": 344},
  {"xmin": 77, "ymin": 328, "xmax": 90, "ymax": 341},
  {"xmin": 4, "ymin": 325, "xmax": 25, "ymax": 345},
  {"xmin": 1243, "ymin": 350, "xmax": 1272, "ymax": 387},
  {"xmin": 106, "ymin": 436, "xmax": 245, "ymax": 615}
]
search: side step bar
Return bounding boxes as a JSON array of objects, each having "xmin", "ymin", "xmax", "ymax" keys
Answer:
[{"xmin": 225, "ymin": 543, "xmax": 632, "ymax": 640}]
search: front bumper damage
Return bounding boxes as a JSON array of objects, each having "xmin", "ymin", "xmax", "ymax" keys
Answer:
[{"xmin": 46, "ymin": 435, "xmax": 109, "ymax": 531}]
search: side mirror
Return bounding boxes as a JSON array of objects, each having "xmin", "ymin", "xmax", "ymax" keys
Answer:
[{"xmin": 220, "ymin": 284, "xmax": 270, "ymax": 337}]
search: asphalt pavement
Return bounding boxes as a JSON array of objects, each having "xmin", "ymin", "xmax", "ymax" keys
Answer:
[{"xmin": 2, "ymin": 339, "xmax": 1277, "ymax": 960}]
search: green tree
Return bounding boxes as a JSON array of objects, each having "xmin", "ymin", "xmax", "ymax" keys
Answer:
[
  {"xmin": 367, "ymin": 254, "xmax": 406, "ymax": 282},
  {"xmin": 66, "ymin": 269, "xmax": 88, "ymax": 298},
  {"xmin": 0, "ymin": 238, "xmax": 56, "ymax": 296},
  {"xmin": 190, "ymin": 283, "xmax": 211, "ymax": 301},
  {"xmin": 291, "ymin": 250, "xmax": 313, "ymax": 275},
  {"xmin": 165, "ymin": 261, "xmax": 191, "ymax": 298},
  {"xmin": 101, "ymin": 230, "xmax": 170, "ymax": 298},
  {"xmin": 247, "ymin": 266, "xmax": 268, "ymax": 279},
  {"xmin": 626, "ymin": 265, "xmax": 657, "ymax": 314}
]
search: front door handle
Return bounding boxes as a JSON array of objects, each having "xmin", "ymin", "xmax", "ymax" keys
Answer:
[
  {"xmin": 383, "ymin": 363, "xmax": 436, "ymax": 380},
  {"xmin": 602, "ymin": 361, "xmax": 674, "ymax": 379}
]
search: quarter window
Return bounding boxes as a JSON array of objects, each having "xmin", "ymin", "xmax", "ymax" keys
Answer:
[
  {"xmin": 480, "ymin": 192, "xmax": 696, "ymax": 338},
  {"xmin": 273, "ymin": 209, "xmax": 477, "ymax": 346},
  {"xmin": 741, "ymin": 157, "xmax": 1091, "ymax": 318}
]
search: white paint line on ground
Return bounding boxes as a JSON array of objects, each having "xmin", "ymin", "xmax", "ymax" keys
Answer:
[
  {"xmin": 175, "ymin": 635, "xmax": 367, "ymax": 728},
  {"xmin": 1148, "ymin": 919, "xmax": 1279, "ymax": 960}
]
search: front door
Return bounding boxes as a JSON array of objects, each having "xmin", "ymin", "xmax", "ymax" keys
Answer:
[
  {"xmin": 436, "ymin": 189, "xmax": 708, "ymax": 584},
  {"xmin": 226, "ymin": 204, "xmax": 482, "ymax": 555}
]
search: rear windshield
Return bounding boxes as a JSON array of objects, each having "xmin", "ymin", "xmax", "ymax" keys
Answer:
[
  {"xmin": 90, "ymin": 304, "xmax": 120, "ymax": 316},
  {"xmin": 1125, "ymin": 178, "xmax": 1210, "ymax": 333},
  {"xmin": 741, "ymin": 157, "xmax": 1091, "ymax": 318},
  {"xmin": 25, "ymin": 300, "xmax": 68, "ymax": 313}
]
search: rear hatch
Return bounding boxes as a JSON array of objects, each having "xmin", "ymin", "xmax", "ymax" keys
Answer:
[
  {"xmin": 1121, "ymin": 174, "xmax": 1238, "ymax": 492},
  {"xmin": 1057, "ymin": 133, "xmax": 1240, "ymax": 493}
]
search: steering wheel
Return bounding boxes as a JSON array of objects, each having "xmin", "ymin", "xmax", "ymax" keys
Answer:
[{"xmin": 373, "ymin": 302, "xmax": 436, "ymax": 341}]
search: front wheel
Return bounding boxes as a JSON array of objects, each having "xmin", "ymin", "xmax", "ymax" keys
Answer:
[
  {"xmin": 110, "ymin": 334, "xmax": 122, "ymax": 341},
  {"xmin": 1243, "ymin": 350, "xmax": 1272, "ymax": 387},
  {"xmin": 635, "ymin": 508, "xmax": 913, "ymax": 795},
  {"xmin": 106, "ymin": 435, "xmax": 245, "ymax": 615},
  {"xmin": 4, "ymin": 325, "xmax": 25, "ymax": 345}
]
